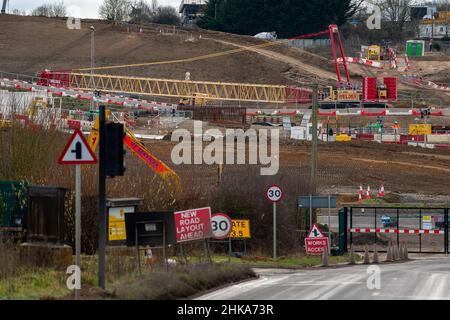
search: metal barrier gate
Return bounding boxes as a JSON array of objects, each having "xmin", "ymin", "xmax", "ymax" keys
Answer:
[{"xmin": 341, "ymin": 206, "xmax": 449, "ymax": 254}]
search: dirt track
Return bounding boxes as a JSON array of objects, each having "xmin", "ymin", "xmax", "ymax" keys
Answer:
[{"xmin": 204, "ymin": 38, "xmax": 338, "ymax": 82}]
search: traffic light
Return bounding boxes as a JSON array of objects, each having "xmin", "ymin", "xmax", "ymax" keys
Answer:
[
  {"xmin": 106, "ymin": 122, "xmax": 126, "ymax": 178},
  {"xmin": 420, "ymin": 108, "xmax": 431, "ymax": 119}
]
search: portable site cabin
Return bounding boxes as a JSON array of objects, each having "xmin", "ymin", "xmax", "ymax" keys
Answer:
[{"xmin": 406, "ymin": 40, "xmax": 425, "ymax": 57}]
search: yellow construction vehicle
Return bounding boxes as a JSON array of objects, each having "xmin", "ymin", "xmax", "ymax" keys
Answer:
[
  {"xmin": 377, "ymin": 84, "xmax": 387, "ymax": 99},
  {"xmin": 27, "ymin": 98, "xmax": 48, "ymax": 117},
  {"xmin": 0, "ymin": 119, "xmax": 12, "ymax": 128},
  {"xmin": 336, "ymin": 134, "xmax": 352, "ymax": 142},
  {"xmin": 322, "ymin": 86, "xmax": 360, "ymax": 102},
  {"xmin": 367, "ymin": 45, "xmax": 381, "ymax": 61},
  {"xmin": 178, "ymin": 93, "xmax": 214, "ymax": 107}
]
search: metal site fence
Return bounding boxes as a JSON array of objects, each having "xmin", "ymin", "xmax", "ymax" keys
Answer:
[{"xmin": 347, "ymin": 206, "xmax": 449, "ymax": 254}]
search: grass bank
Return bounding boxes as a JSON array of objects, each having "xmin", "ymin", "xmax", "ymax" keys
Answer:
[
  {"xmin": 112, "ymin": 264, "xmax": 256, "ymax": 300},
  {"xmin": 211, "ymin": 254, "xmax": 354, "ymax": 268},
  {"xmin": 0, "ymin": 261, "xmax": 255, "ymax": 300}
]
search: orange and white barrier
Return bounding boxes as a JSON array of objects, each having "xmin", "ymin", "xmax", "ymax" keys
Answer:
[{"xmin": 337, "ymin": 57, "xmax": 383, "ymax": 69}]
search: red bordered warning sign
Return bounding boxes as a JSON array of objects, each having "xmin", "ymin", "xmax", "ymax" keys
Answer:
[
  {"xmin": 305, "ymin": 224, "xmax": 329, "ymax": 255},
  {"xmin": 58, "ymin": 129, "xmax": 98, "ymax": 165}
]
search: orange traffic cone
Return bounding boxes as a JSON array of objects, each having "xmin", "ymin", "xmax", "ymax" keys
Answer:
[
  {"xmin": 358, "ymin": 193, "xmax": 363, "ymax": 203},
  {"xmin": 378, "ymin": 184, "xmax": 385, "ymax": 198},
  {"xmin": 366, "ymin": 185, "xmax": 371, "ymax": 200}
]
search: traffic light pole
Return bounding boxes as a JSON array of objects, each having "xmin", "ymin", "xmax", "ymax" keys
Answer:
[{"xmin": 98, "ymin": 105, "xmax": 106, "ymax": 289}]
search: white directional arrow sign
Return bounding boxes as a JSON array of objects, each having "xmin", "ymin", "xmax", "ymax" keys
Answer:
[
  {"xmin": 307, "ymin": 224, "xmax": 324, "ymax": 238},
  {"xmin": 58, "ymin": 129, "xmax": 97, "ymax": 165}
]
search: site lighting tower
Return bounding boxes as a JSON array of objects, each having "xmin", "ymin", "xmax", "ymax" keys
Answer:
[
  {"xmin": 90, "ymin": 26, "xmax": 96, "ymax": 111},
  {"xmin": 1, "ymin": 0, "xmax": 8, "ymax": 14}
]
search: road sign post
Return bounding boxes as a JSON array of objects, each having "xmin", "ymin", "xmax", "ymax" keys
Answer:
[
  {"xmin": 58, "ymin": 128, "xmax": 97, "ymax": 298},
  {"xmin": 75, "ymin": 164, "xmax": 81, "ymax": 299},
  {"xmin": 266, "ymin": 185, "xmax": 283, "ymax": 260},
  {"xmin": 273, "ymin": 202, "xmax": 277, "ymax": 260}
]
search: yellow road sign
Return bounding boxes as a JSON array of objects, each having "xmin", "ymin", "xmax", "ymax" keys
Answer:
[
  {"xmin": 88, "ymin": 110, "xmax": 110, "ymax": 151},
  {"xmin": 230, "ymin": 219, "xmax": 251, "ymax": 239},
  {"xmin": 108, "ymin": 206, "xmax": 134, "ymax": 241}
]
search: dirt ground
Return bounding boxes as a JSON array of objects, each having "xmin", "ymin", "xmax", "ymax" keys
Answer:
[
  {"xmin": 145, "ymin": 138, "xmax": 450, "ymax": 199},
  {"xmin": 0, "ymin": 15, "xmax": 297, "ymax": 85},
  {"xmin": 1, "ymin": 15, "xmax": 448, "ymax": 106}
]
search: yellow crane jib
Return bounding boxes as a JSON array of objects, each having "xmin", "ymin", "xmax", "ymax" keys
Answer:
[{"xmin": 67, "ymin": 73, "xmax": 308, "ymax": 104}]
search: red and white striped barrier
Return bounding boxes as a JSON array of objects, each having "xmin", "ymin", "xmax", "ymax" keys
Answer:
[
  {"xmin": 349, "ymin": 228, "xmax": 444, "ymax": 235},
  {"xmin": 425, "ymin": 81, "xmax": 449, "ymax": 92},
  {"xmin": 404, "ymin": 54, "xmax": 410, "ymax": 72},
  {"xmin": 0, "ymin": 77, "xmax": 179, "ymax": 109},
  {"xmin": 337, "ymin": 57, "xmax": 383, "ymax": 69},
  {"xmin": 402, "ymin": 75, "xmax": 449, "ymax": 92},
  {"xmin": 248, "ymin": 109, "xmax": 445, "ymax": 118},
  {"xmin": 388, "ymin": 48, "xmax": 397, "ymax": 69}
]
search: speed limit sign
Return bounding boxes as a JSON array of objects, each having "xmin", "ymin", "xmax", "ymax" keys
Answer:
[
  {"xmin": 266, "ymin": 185, "xmax": 283, "ymax": 203},
  {"xmin": 211, "ymin": 213, "xmax": 232, "ymax": 239}
]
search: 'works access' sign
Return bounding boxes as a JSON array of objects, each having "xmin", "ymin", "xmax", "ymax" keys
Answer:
[
  {"xmin": 305, "ymin": 224, "xmax": 329, "ymax": 255},
  {"xmin": 174, "ymin": 207, "xmax": 213, "ymax": 243}
]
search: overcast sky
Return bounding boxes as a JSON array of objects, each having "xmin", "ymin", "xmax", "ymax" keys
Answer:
[{"xmin": 7, "ymin": 0, "xmax": 182, "ymax": 18}]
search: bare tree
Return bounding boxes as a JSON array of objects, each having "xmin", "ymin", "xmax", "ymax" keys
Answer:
[
  {"xmin": 150, "ymin": 0, "xmax": 159, "ymax": 13},
  {"xmin": 376, "ymin": 0, "xmax": 417, "ymax": 29},
  {"xmin": 32, "ymin": 4, "xmax": 53, "ymax": 17},
  {"xmin": 12, "ymin": 9, "xmax": 27, "ymax": 15},
  {"xmin": 52, "ymin": 1, "xmax": 66, "ymax": 17},
  {"xmin": 130, "ymin": 0, "xmax": 155, "ymax": 23},
  {"xmin": 32, "ymin": 1, "xmax": 66, "ymax": 18},
  {"xmin": 152, "ymin": 5, "xmax": 180, "ymax": 25},
  {"xmin": 99, "ymin": 0, "xmax": 132, "ymax": 22}
]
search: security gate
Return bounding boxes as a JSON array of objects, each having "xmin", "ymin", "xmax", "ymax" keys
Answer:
[{"xmin": 341, "ymin": 206, "xmax": 449, "ymax": 254}]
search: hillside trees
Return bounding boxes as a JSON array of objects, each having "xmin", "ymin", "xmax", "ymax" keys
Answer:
[
  {"xmin": 99, "ymin": 0, "xmax": 132, "ymax": 22},
  {"xmin": 198, "ymin": 0, "xmax": 360, "ymax": 38},
  {"xmin": 129, "ymin": 0, "xmax": 180, "ymax": 25},
  {"xmin": 152, "ymin": 6, "xmax": 181, "ymax": 25},
  {"xmin": 103, "ymin": 0, "xmax": 180, "ymax": 25},
  {"xmin": 32, "ymin": 1, "xmax": 66, "ymax": 18}
]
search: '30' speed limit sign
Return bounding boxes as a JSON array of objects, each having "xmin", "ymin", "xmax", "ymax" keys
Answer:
[
  {"xmin": 266, "ymin": 185, "xmax": 283, "ymax": 203},
  {"xmin": 211, "ymin": 213, "xmax": 232, "ymax": 239}
]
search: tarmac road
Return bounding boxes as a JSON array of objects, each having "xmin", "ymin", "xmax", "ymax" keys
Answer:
[{"xmin": 197, "ymin": 258, "xmax": 450, "ymax": 300}]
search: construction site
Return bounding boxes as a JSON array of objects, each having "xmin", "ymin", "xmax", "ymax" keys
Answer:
[{"xmin": 1, "ymin": 3, "xmax": 450, "ymax": 301}]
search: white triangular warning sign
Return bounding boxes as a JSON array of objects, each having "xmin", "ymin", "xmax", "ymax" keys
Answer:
[
  {"xmin": 58, "ymin": 129, "xmax": 98, "ymax": 165},
  {"xmin": 307, "ymin": 224, "xmax": 324, "ymax": 238}
]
